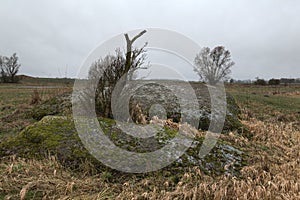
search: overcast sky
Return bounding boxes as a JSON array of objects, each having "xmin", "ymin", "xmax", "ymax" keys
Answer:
[{"xmin": 0, "ymin": 0, "xmax": 299, "ymax": 80}]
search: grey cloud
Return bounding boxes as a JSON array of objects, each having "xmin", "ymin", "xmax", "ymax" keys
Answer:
[{"xmin": 0, "ymin": 0, "xmax": 299, "ymax": 79}]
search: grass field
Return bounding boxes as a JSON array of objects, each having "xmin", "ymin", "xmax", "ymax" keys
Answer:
[
  {"xmin": 0, "ymin": 81, "xmax": 72, "ymax": 139},
  {"xmin": 0, "ymin": 80, "xmax": 299, "ymax": 199},
  {"xmin": 227, "ymin": 84, "xmax": 300, "ymax": 121}
]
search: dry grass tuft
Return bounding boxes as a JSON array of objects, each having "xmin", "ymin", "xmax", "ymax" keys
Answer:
[{"xmin": 30, "ymin": 89, "xmax": 41, "ymax": 105}]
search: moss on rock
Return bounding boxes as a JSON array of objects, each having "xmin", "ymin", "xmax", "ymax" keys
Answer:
[
  {"xmin": 0, "ymin": 116, "xmax": 247, "ymax": 176},
  {"xmin": 0, "ymin": 116, "xmax": 103, "ymax": 171}
]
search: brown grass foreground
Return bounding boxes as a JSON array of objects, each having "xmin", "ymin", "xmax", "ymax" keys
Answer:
[
  {"xmin": 0, "ymin": 83, "xmax": 299, "ymax": 199},
  {"xmin": 0, "ymin": 112, "xmax": 299, "ymax": 199}
]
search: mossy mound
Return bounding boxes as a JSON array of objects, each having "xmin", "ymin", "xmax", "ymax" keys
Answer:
[
  {"xmin": 0, "ymin": 116, "xmax": 247, "ymax": 176},
  {"xmin": 0, "ymin": 116, "xmax": 102, "ymax": 171}
]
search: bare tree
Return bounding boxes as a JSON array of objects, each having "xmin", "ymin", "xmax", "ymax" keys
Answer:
[
  {"xmin": 0, "ymin": 56, "xmax": 3, "ymax": 82},
  {"xmin": 1, "ymin": 53, "xmax": 21, "ymax": 83},
  {"xmin": 194, "ymin": 46, "xmax": 234, "ymax": 85},
  {"xmin": 87, "ymin": 30, "xmax": 148, "ymax": 118},
  {"xmin": 0, "ymin": 56, "xmax": 7, "ymax": 83},
  {"xmin": 89, "ymin": 50, "xmax": 125, "ymax": 117}
]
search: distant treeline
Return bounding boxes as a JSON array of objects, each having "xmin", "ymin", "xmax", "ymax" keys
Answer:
[
  {"xmin": 230, "ymin": 78, "xmax": 300, "ymax": 85},
  {"xmin": 18, "ymin": 75, "xmax": 75, "ymax": 85}
]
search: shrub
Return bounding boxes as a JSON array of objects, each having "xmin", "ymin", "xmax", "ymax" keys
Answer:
[
  {"xmin": 268, "ymin": 78, "xmax": 280, "ymax": 85},
  {"xmin": 254, "ymin": 79, "xmax": 267, "ymax": 85}
]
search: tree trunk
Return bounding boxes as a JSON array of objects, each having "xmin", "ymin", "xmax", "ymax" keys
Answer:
[
  {"xmin": 114, "ymin": 30, "xmax": 147, "ymax": 103},
  {"xmin": 124, "ymin": 30, "xmax": 146, "ymax": 81}
]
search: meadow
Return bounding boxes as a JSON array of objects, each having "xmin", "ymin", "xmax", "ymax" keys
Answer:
[
  {"xmin": 0, "ymin": 79, "xmax": 73, "ymax": 139},
  {"xmin": 0, "ymin": 80, "xmax": 299, "ymax": 199}
]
